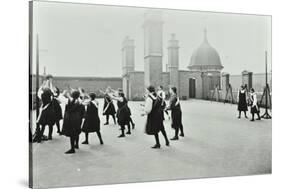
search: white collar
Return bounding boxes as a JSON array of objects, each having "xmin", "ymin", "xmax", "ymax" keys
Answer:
[
  {"xmin": 148, "ymin": 93, "xmax": 157, "ymax": 100},
  {"xmin": 91, "ymin": 100, "xmax": 98, "ymax": 107}
]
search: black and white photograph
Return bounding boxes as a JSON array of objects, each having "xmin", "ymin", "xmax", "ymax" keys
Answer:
[{"xmin": 28, "ymin": 1, "xmax": 272, "ymax": 188}]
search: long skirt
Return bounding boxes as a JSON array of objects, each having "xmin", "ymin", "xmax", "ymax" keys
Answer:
[
  {"xmin": 37, "ymin": 103, "xmax": 56, "ymax": 127},
  {"xmin": 62, "ymin": 112, "xmax": 83, "ymax": 137},
  {"xmin": 117, "ymin": 106, "xmax": 130, "ymax": 126},
  {"xmin": 250, "ymin": 105, "xmax": 260, "ymax": 114},
  {"xmin": 171, "ymin": 110, "xmax": 183, "ymax": 130}
]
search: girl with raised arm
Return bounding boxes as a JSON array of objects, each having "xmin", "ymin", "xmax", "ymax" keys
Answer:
[
  {"xmin": 101, "ymin": 87, "xmax": 116, "ymax": 125},
  {"xmin": 108, "ymin": 89, "xmax": 130, "ymax": 137},
  {"xmin": 36, "ymin": 75, "xmax": 56, "ymax": 142}
]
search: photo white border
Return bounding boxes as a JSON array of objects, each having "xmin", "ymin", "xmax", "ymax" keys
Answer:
[{"xmin": 0, "ymin": 0, "xmax": 279, "ymax": 189}]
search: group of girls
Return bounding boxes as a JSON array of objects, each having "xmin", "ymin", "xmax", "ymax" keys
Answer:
[
  {"xmin": 34, "ymin": 75, "xmax": 138, "ymax": 154},
  {"xmin": 35, "ymin": 75, "xmax": 104, "ymax": 154},
  {"xmin": 142, "ymin": 85, "xmax": 185, "ymax": 149},
  {"xmin": 102, "ymin": 87, "xmax": 135, "ymax": 137},
  {"xmin": 237, "ymin": 84, "xmax": 261, "ymax": 121}
]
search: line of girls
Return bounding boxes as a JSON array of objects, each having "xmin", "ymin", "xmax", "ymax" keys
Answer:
[
  {"xmin": 141, "ymin": 85, "xmax": 185, "ymax": 149},
  {"xmin": 236, "ymin": 84, "xmax": 261, "ymax": 121}
]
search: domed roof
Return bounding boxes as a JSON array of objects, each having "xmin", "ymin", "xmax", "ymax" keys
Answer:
[{"xmin": 188, "ymin": 29, "xmax": 223, "ymax": 71}]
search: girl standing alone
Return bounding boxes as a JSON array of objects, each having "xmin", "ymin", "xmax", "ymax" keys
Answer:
[
  {"xmin": 62, "ymin": 90, "xmax": 85, "ymax": 154},
  {"xmin": 81, "ymin": 93, "xmax": 104, "ymax": 145},
  {"xmin": 237, "ymin": 85, "xmax": 248, "ymax": 119}
]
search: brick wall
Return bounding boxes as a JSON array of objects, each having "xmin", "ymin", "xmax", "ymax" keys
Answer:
[{"xmin": 52, "ymin": 76, "xmax": 122, "ymax": 97}]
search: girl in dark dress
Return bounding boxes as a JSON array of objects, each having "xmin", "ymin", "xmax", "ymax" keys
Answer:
[
  {"xmin": 237, "ymin": 85, "xmax": 248, "ymax": 119},
  {"xmin": 249, "ymin": 88, "xmax": 261, "ymax": 121},
  {"xmin": 142, "ymin": 86, "xmax": 169, "ymax": 148},
  {"xmin": 165, "ymin": 87, "xmax": 184, "ymax": 140},
  {"xmin": 127, "ymin": 106, "xmax": 135, "ymax": 129},
  {"xmin": 37, "ymin": 85, "xmax": 56, "ymax": 143},
  {"xmin": 102, "ymin": 88, "xmax": 116, "ymax": 125},
  {"xmin": 53, "ymin": 87, "xmax": 63, "ymax": 135},
  {"xmin": 81, "ymin": 93, "xmax": 104, "ymax": 145},
  {"xmin": 109, "ymin": 89, "xmax": 131, "ymax": 137},
  {"xmin": 62, "ymin": 90, "xmax": 85, "ymax": 154}
]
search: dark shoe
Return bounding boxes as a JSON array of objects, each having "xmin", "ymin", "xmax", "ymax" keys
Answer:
[
  {"xmin": 250, "ymin": 119, "xmax": 255, "ymax": 122},
  {"xmin": 126, "ymin": 131, "xmax": 131, "ymax": 135},
  {"xmin": 132, "ymin": 123, "xmax": 135, "ymax": 129},
  {"xmin": 180, "ymin": 133, "xmax": 184, "ymax": 137},
  {"xmin": 256, "ymin": 117, "xmax": 261, "ymax": 120},
  {"xmin": 118, "ymin": 134, "xmax": 125, "ymax": 138},
  {"xmin": 42, "ymin": 135, "xmax": 48, "ymax": 141},
  {"xmin": 82, "ymin": 141, "xmax": 89, "ymax": 145},
  {"xmin": 100, "ymin": 141, "xmax": 104, "ymax": 145},
  {"xmin": 65, "ymin": 149, "xmax": 75, "ymax": 154},
  {"xmin": 74, "ymin": 144, "xmax": 79, "ymax": 149},
  {"xmin": 245, "ymin": 116, "xmax": 248, "ymax": 119},
  {"xmin": 104, "ymin": 122, "xmax": 109, "ymax": 125},
  {"xmin": 170, "ymin": 136, "xmax": 179, "ymax": 140},
  {"xmin": 48, "ymin": 136, "xmax": 52, "ymax": 140},
  {"xmin": 237, "ymin": 116, "xmax": 241, "ymax": 119},
  {"xmin": 166, "ymin": 141, "xmax": 170, "ymax": 146},
  {"xmin": 151, "ymin": 144, "xmax": 161, "ymax": 149}
]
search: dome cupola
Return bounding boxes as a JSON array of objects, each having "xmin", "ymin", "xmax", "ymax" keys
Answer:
[{"xmin": 188, "ymin": 29, "xmax": 223, "ymax": 71}]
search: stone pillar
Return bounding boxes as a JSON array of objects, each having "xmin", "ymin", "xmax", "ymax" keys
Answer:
[
  {"xmin": 122, "ymin": 36, "xmax": 135, "ymax": 76},
  {"xmin": 221, "ymin": 72, "xmax": 230, "ymax": 92},
  {"xmin": 143, "ymin": 11, "xmax": 163, "ymax": 87},
  {"xmin": 168, "ymin": 33, "xmax": 179, "ymax": 91},
  {"xmin": 242, "ymin": 70, "xmax": 253, "ymax": 90},
  {"xmin": 122, "ymin": 36, "xmax": 135, "ymax": 98}
]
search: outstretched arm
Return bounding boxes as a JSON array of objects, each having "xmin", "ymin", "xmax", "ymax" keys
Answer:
[
  {"xmin": 108, "ymin": 92, "xmax": 123, "ymax": 102},
  {"xmin": 99, "ymin": 89, "xmax": 106, "ymax": 95}
]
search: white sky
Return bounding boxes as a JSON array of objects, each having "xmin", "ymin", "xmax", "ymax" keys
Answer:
[{"xmin": 32, "ymin": 1, "xmax": 271, "ymax": 77}]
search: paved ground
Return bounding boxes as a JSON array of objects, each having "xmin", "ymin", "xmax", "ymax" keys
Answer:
[{"xmin": 31, "ymin": 99, "xmax": 271, "ymax": 189}]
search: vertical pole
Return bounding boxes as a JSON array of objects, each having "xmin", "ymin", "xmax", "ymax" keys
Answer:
[
  {"xmin": 36, "ymin": 34, "xmax": 39, "ymax": 118},
  {"xmin": 262, "ymin": 50, "xmax": 271, "ymax": 119},
  {"xmin": 265, "ymin": 51, "xmax": 268, "ymax": 109}
]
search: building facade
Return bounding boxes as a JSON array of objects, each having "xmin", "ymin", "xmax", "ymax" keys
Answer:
[{"xmin": 123, "ymin": 11, "xmax": 223, "ymax": 100}]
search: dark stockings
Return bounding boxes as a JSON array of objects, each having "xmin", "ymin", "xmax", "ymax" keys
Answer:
[
  {"xmin": 251, "ymin": 113, "xmax": 261, "ymax": 121},
  {"xmin": 48, "ymin": 125, "xmax": 53, "ymax": 140},
  {"xmin": 129, "ymin": 117, "xmax": 135, "ymax": 129},
  {"xmin": 105, "ymin": 114, "xmax": 116, "ymax": 124},
  {"xmin": 118, "ymin": 125, "xmax": 125, "ymax": 137},
  {"xmin": 56, "ymin": 121, "xmax": 61, "ymax": 134},
  {"xmin": 65, "ymin": 136, "xmax": 77, "ymax": 154},
  {"xmin": 83, "ymin": 132, "xmax": 103, "ymax": 145},
  {"xmin": 152, "ymin": 133, "xmax": 160, "ymax": 148},
  {"xmin": 160, "ymin": 128, "xmax": 169, "ymax": 146},
  {"xmin": 126, "ymin": 123, "xmax": 131, "ymax": 134},
  {"xmin": 238, "ymin": 111, "xmax": 248, "ymax": 118},
  {"xmin": 172, "ymin": 124, "xmax": 184, "ymax": 140}
]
